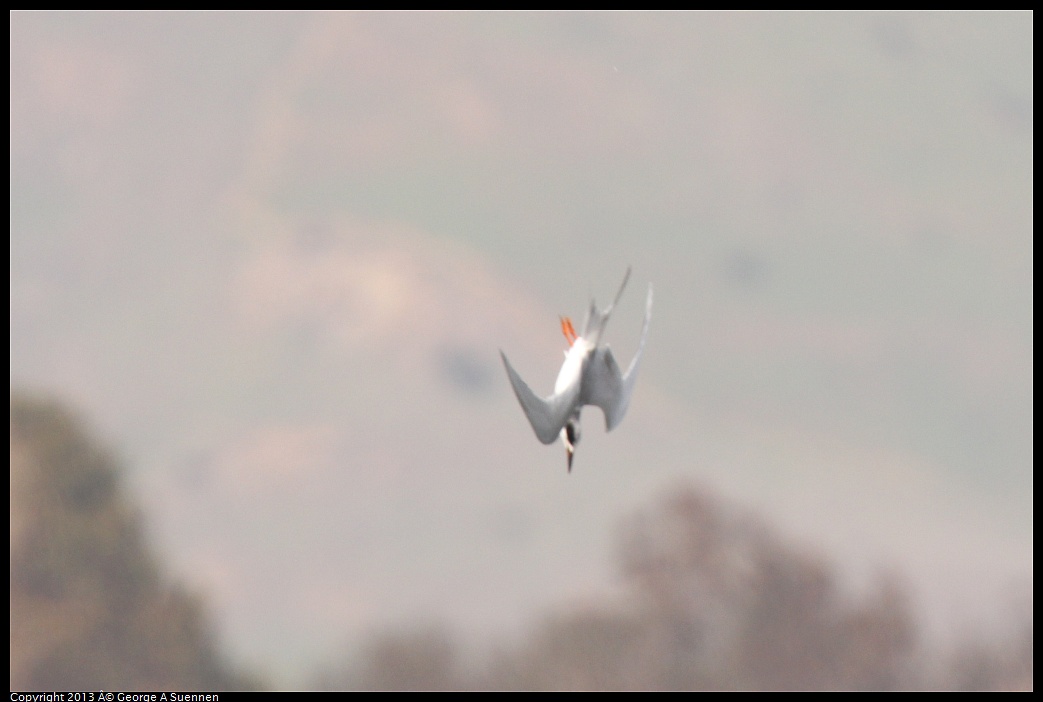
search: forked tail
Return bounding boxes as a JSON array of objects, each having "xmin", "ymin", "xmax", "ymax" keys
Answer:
[{"xmin": 580, "ymin": 266, "xmax": 631, "ymax": 346}]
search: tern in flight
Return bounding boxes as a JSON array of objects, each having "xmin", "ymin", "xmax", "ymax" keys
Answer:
[{"xmin": 500, "ymin": 267, "xmax": 652, "ymax": 472}]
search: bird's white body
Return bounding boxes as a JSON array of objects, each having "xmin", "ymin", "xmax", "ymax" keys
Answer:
[
  {"xmin": 554, "ymin": 337, "xmax": 591, "ymax": 395},
  {"xmin": 500, "ymin": 267, "xmax": 652, "ymax": 471}
]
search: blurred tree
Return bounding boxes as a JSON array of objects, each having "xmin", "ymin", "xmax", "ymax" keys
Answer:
[
  {"xmin": 317, "ymin": 625, "xmax": 464, "ymax": 691},
  {"xmin": 10, "ymin": 393, "xmax": 255, "ymax": 691},
  {"xmin": 484, "ymin": 608, "xmax": 643, "ymax": 691},
  {"xmin": 617, "ymin": 487, "xmax": 919, "ymax": 690},
  {"xmin": 949, "ymin": 615, "xmax": 1033, "ymax": 691},
  {"xmin": 478, "ymin": 485, "xmax": 922, "ymax": 690},
  {"xmin": 317, "ymin": 482, "xmax": 1030, "ymax": 691}
]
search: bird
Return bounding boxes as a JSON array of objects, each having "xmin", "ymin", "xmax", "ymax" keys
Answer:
[{"xmin": 500, "ymin": 267, "xmax": 652, "ymax": 472}]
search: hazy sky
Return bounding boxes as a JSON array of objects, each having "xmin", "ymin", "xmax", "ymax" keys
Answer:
[{"xmin": 10, "ymin": 11, "xmax": 1032, "ymax": 684}]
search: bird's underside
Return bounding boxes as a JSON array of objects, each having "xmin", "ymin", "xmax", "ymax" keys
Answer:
[{"xmin": 500, "ymin": 267, "xmax": 652, "ymax": 469}]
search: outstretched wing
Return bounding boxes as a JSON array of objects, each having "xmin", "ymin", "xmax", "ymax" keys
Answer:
[
  {"xmin": 582, "ymin": 346, "xmax": 626, "ymax": 430},
  {"xmin": 500, "ymin": 351, "xmax": 580, "ymax": 444},
  {"xmin": 582, "ymin": 283, "xmax": 653, "ymax": 431}
]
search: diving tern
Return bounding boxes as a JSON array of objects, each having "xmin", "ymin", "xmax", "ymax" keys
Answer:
[{"xmin": 500, "ymin": 267, "xmax": 652, "ymax": 472}]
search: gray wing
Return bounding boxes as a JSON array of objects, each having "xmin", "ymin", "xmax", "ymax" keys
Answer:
[
  {"xmin": 500, "ymin": 351, "xmax": 581, "ymax": 444},
  {"xmin": 582, "ymin": 283, "xmax": 652, "ymax": 431}
]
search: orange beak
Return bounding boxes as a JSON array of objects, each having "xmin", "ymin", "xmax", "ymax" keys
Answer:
[{"xmin": 559, "ymin": 316, "xmax": 578, "ymax": 347}]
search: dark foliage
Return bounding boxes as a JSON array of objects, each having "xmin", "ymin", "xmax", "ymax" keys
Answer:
[
  {"xmin": 317, "ymin": 486, "xmax": 1031, "ymax": 691},
  {"xmin": 10, "ymin": 394, "xmax": 256, "ymax": 691}
]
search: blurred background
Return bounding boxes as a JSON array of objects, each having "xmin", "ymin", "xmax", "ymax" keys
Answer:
[{"xmin": 10, "ymin": 10, "xmax": 1032, "ymax": 690}]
